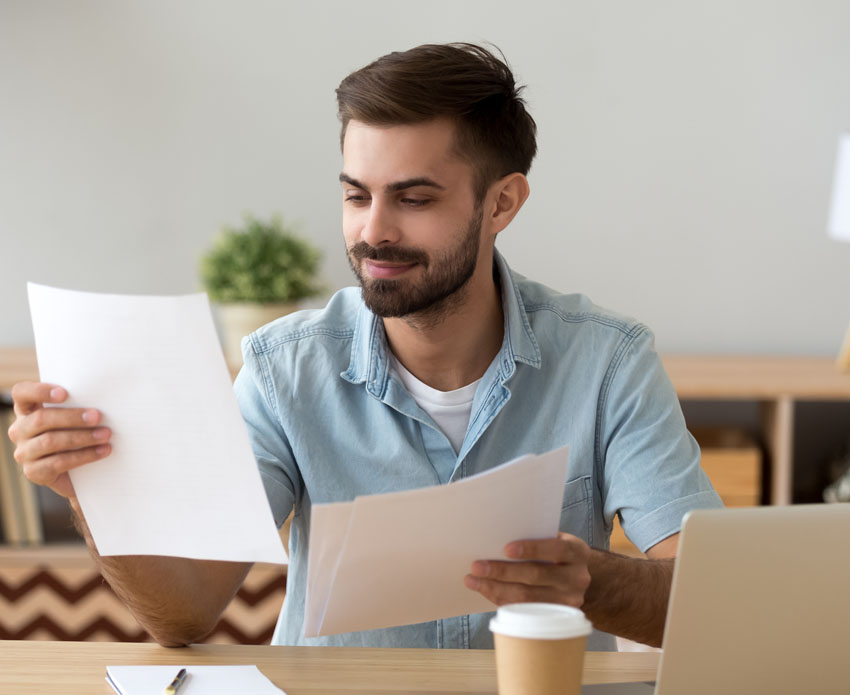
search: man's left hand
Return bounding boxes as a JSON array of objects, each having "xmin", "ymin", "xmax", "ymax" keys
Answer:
[{"xmin": 464, "ymin": 532, "xmax": 592, "ymax": 608}]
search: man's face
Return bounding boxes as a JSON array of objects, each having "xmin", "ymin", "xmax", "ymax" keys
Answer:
[{"xmin": 341, "ymin": 119, "xmax": 486, "ymax": 320}]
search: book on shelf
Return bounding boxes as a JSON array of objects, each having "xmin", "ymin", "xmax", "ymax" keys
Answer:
[{"xmin": 0, "ymin": 403, "xmax": 44, "ymax": 545}]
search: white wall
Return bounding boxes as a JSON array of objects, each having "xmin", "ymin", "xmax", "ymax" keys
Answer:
[{"xmin": 2, "ymin": 0, "xmax": 849, "ymax": 354}]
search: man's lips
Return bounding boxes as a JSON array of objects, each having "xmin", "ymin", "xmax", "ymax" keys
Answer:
[{"xmin": 363, "ymin": 260, "xmax": 418, "ymax": 279}]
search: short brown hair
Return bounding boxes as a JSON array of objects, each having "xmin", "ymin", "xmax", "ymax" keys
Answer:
[{"xmin": 336, "ymin": 43, "xmax": 537, "ymax": 202}]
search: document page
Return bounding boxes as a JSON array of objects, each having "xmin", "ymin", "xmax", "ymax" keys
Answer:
[
  {"xmin": 305, "ymin": 446, "xmax": 569, "ymax": 636},
  {"xmin": 28, "ymin": 283, "xmax": 286, "ymax": 564},
  {"xmin": 106, "ymin": 665, "xmax": 286, "ymax": 695}
]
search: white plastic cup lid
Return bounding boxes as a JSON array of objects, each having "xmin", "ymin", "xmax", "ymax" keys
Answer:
[{"xmin": 489, "ymin": 603, "xmax": 593, "ymax": 640}]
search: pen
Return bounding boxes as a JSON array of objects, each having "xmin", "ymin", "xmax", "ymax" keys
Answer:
[{"xmin": 164, "ymin": 667, "xmax": 187, "ymax": 694}]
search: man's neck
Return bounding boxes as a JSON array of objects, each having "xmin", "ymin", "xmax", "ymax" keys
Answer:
[{"xmin": 383, "ymin": 261, "xmax": 504, "ymax": 392}]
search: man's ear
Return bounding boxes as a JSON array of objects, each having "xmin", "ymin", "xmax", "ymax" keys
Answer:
[{"xmin": 485, "ymin": 173, "xmax": 530, "ymax": 236}]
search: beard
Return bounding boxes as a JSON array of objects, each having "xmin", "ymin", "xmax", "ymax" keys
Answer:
[{"xmin": 346, "ymin": 207, "xmax": 483, "ymax": 321}]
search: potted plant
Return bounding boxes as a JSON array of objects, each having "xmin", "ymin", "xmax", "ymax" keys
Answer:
[{"xmin": 201, "ymin": 213, "xmax": 322, "ymax": 367}]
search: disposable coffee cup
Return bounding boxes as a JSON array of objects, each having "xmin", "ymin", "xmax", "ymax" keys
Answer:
[{"xmin": 489, "ymin": 603, "xmax": 592, "ymax": 695}]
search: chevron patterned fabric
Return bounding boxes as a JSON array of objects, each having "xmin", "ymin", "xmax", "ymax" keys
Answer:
[{"xmin": 0, "ymin": 555, "xmax": 286, "ymax": 644}]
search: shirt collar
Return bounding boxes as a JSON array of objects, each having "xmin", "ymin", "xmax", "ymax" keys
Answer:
[
  {"xmin": 494, "ymin": 249, "xmax": 542, "ymax": 371},
  {"xmin": 341, "ymin": 249, "xmax": 541, "ymax": 391}
]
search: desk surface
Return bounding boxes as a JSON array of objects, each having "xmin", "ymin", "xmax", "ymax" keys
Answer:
[{"xmin": 0, "ymin": 641, "xmax": 659, "ymax": 695}]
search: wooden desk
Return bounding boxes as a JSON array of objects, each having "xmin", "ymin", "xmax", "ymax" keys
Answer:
[{"xmin": 0, "ymin": 640, "xmax": 659, "ymax": 694}]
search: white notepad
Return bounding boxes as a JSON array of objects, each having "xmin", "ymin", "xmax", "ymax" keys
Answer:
[{"xmin": 106, "ymin": 665, "xmax": 286, "ymax": 695}]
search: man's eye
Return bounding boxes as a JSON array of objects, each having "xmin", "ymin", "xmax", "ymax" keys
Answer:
[
  {"xmin": 345, "ymin": 194, "xmax": 369, "ymax": 204},
  {"xmin": 401, "ymin": 198, "xmax": 429, "ymax": 207}
]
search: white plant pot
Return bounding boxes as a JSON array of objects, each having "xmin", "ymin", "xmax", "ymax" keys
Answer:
[{"xmin": 216, "ymin": 302, "xmax": 298, "ymax": 369}]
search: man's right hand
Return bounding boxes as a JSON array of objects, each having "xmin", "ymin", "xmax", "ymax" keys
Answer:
[
  {"xmin": 7, "ymin": 382, "xmax": 112, "ymax": 499},
  {"xmin": 6, "ymin": 380, "xmax": 251, "ymax": 647}
]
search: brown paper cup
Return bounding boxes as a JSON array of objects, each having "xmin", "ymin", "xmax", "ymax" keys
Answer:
[{"xmin": 490, "ymin": 604, "xmax": 592, "ymax": 695}]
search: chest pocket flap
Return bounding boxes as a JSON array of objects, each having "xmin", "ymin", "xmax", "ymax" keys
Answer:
[{"xmin": 559, "ymin": 475, "xmax": 592, "ymax": 545}]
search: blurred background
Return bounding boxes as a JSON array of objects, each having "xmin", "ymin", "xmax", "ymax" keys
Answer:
[
  {"xmin": 1, "ymin": 0, "xmax": 849, "ymax": 353},
  {"xmin": 1, "ymin": 0, "xmax": 850, "ymax": 645}
]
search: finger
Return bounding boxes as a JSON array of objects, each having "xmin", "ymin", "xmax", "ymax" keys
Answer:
[
  {"xmin": 11, "ymin": 382, "xmax": 67, "ymax": 416},
  {"xmin": 21, "ymin": 444, "xmax": 112, "ymax": 489},
  {"xmin": 12, "ymin": 406, "xmax": 103, "ymax": 441},
  {"xmin": 50, "ymin": 472, "xmax": 76, "ymax": 500},
  {"xmin": 469, "ymin": 559, "xmax": 566, "ymax": 589},
  {"xmin": 17, "ymin": 427, "xmax": 111, "ymax": 463},
  {"xmin": 504, "ymin": 533, "xmax": 591, "ymax": 564},
  {"xmin": 464, "ymin": 575, "xmax": 581, "ymax": 608}
]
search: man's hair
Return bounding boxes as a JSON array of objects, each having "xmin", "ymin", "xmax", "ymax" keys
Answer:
[{"xmin": 336, "ymin": 43, "xmax": 537, "ymax": 202}]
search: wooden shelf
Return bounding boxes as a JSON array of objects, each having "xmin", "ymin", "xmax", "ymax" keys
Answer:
[
  {"xmin": 662, "ymin": 355, "xmax": 850, "ymax": 505},
  {"xmin": 4, "ymin": 348, "xmax": 849, "ymax": 643},
  {"xmin": 662, "ymin": 355, "xmax": 850, "ymax": 400},
  {"xmin": 4, "ymin": 349, "xmax": 850, "ymax": 517}
]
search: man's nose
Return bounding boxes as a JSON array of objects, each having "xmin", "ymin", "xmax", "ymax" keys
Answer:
[{"xmin": 361, "ymin": 200, "xmax": 401, "ymax": 247}]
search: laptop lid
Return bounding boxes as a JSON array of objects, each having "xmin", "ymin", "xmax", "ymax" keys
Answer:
[{"xmin": 655, "ymin": 503, "xmax": 850, "ymax": 695}]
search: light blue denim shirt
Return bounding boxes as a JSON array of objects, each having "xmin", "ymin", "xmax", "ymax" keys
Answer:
[{"xmin": 234, "ymin": 251, "xmax": 722, "ymax": 651}]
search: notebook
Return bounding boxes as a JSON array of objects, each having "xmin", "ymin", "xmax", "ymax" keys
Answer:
[{"xmin": 106, "ymin": 665, "xmax": 286, "ymax": 695}]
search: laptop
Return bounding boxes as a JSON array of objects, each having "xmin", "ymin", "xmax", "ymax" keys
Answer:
[{"xmin": 583, "ymin": 503, "xmax": 850, "ymax": 694}]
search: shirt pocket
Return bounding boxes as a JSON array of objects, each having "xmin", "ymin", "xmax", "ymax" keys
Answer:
[{"xmin": 559, "ymin": 475, "xmax": 593, "ymax": 546}]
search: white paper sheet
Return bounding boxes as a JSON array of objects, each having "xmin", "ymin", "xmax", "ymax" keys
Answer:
[
  {"xmin": 305, "ymin": 446, "xmax": 569, "ymax": 637},
  {"xmin": 28, "ymin": 283, "xmax": 286, "ymax": 564},
  {"xmin": 106, "ymin": 665, "xmax": 285, "ymax": 695},
  {"xmin": 303, "ymin": 500, "xmax": 354, "ymax": 637}
]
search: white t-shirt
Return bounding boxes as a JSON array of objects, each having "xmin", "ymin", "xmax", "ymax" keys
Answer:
[{"xmin": 389, "ymin": 353, "xmax": 481, "ymax": 455}]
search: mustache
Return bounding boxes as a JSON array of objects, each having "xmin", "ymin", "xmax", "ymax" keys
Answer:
[{"xmin": 348, "ymin": 242, "xmax": 428, "ymax": 266}]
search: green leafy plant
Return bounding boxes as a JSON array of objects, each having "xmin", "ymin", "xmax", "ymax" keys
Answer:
[{"xmin": 201, "ymin": 214, "xmax": 322, "ymax": 303}]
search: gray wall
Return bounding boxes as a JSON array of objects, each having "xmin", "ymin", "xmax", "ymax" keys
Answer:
[{"xmin": 2, "ymin": 1, "xmax": 849, "ymax": 354}]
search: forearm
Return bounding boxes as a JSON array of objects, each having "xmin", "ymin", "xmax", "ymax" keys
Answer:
[
  {"xmin": 70, "ymin": 499, "xmax": 249, "ymax": 647},
  {"xmin": 582, "ymin": 548, "xmax": 674, "ymax": 647}
]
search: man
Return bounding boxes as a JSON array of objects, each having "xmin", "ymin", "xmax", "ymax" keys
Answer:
[{"xmin": 8, "ymin": 43, "xmax": 721, "ymax": 651}]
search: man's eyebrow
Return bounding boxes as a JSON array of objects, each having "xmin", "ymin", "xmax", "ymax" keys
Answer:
[
  {"xmin": 339, "ymin": 173, "xmax": 446, "ymax": 193},
  {"xmin": 339, "ymin": 173, "xmax": 366, "ymax": 189},
  {"xmin": 386, "ymin": 177, "xmax": 446, "ymax": 192}
]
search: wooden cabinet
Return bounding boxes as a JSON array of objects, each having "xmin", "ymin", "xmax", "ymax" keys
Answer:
[
  {"xmin": 695, "ymin": 429, "xmax": 761, "ymax": 508},
  {"xmin": 608, "ymin": 356, "xmax": 850, "ymax": 556},
  {"xmin": 662, "ymin": 355, "xmax": 850, "ymax": 505},
  {"xmin": 609, "ymin": 428, "xmax": 762, "ymax": 557}
]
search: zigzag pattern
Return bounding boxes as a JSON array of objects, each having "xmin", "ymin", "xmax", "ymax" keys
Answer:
[
  {"xmin": 235, "ymin": 573, "xmax": 286, "ymax": 607},
  {"xmin": 0, "ymin": 569, "xmax": 286, "ymax": 606},
  {"xmin": 0, "ymin": 569, "xmax": 108, "ymax": 602},
  {"xmin": 2, "ymin": 615, "xmax": 150, "ymax": 642},
  {"xmin": 0, "ymin": 564, "xmax": 286, "ymax": 644},
  {"xmin": 206, "ymin": 619, "xmax": 276, "ymax": 645},
  {"xmin": 0, "ymin": 614, "xmax": 277, "ymax": 644}
]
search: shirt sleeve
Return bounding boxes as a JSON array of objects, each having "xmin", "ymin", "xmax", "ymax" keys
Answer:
[
  {"xmin": 599, "ymin": 327, "xmax": 723, "ymax": 552},
  {"xmin": 233, "ymin": 334, "xmax": 301, "ymax": 529}
]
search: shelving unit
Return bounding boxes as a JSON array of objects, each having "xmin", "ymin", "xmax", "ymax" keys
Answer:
[
  {"xmin": 610, "ymin": 427, "xmax": 763, "ymax": 557},
  {"xmin": 662, "ymin": 355, "xmax": 850, "ymax": 506},
  {"xmin": 3, "ymin": 349, "xmax": 850, "ymax": 637}
]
